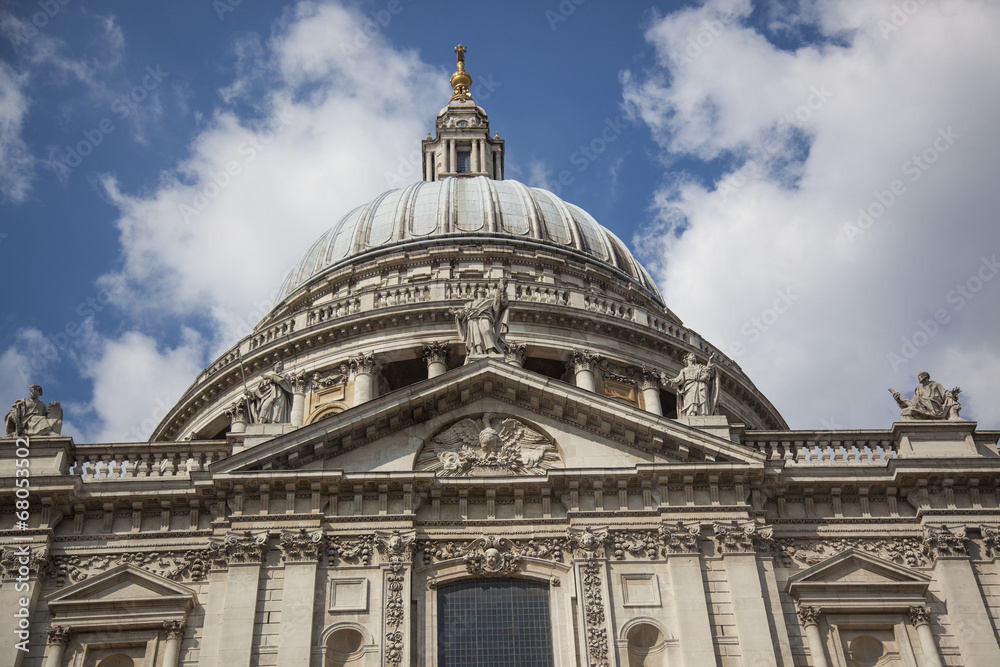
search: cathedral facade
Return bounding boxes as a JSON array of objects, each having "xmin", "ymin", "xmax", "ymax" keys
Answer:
[{"xmin": 3, "ymin": 46, "xmax": 1000, "ymax": 667}]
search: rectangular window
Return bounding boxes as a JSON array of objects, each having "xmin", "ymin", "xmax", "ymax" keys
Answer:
[{"xmin": 456, "ymin": 151, "xmax": 471, "ymax": 173}]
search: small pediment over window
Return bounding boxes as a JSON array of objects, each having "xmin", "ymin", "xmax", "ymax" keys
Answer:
[{"xmin": 786, "ymin": 549, "xmax": 930, "ymax": 612}]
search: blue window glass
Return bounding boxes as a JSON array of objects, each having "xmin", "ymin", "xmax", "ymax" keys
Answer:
[
  {"xmin": 457, "ymin": 151, "xmax": 472, "ymax": 173},
  {"xmin": 438, "ymin": 579, "xmax": 554, "ymax": 667}
]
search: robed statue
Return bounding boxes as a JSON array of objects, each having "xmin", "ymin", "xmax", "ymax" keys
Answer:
[
  {"xmin": 661, "ymin": 352, "xmax": 720, "ymax": 417},
  {"xmin": 246, "ymin": 361, "xmax": 294, "ymax": 424},
  {"xmin": 5, "ymin": 384, "xmax": 63, "ymax": 437},
  {"xmin": 890, "ymin": 372, "xmax": 962, "ymax": 420},
  {"xmin": 453, "ymin": 278, "xmax": 510, "ymax": 357}
]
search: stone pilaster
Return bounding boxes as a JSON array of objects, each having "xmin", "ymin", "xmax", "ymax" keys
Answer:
[
  {"xmin": 214, "ymin": 531, "xmax": 269, "ymax": 666},
  {"xmin": 277, "ymin": 529, "xmax": 323, "ymax": 667},
  {"xmin": 1, "ymin": 546, "xmax": 49, "ymax": 667},
  {"xmin": 659, "ymin": 521, "xmax": 715, "ymax": 666}
]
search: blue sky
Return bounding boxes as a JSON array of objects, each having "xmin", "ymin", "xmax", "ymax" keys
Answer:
[{"xmin": 2, "ymin": 0, "xmax": 999, "ymax": 442}]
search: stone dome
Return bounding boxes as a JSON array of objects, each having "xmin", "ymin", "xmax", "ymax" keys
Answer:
[{"xmin": 277, "ymin": 176, "xmax": 663, "ymax": 305}]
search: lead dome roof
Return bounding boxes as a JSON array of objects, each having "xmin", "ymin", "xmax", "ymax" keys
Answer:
[{"xmin": 277, "ymin": 176, "xmax": 663, "ymax": 304}]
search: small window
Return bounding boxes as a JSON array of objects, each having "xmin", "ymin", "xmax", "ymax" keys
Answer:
[
  {"xmin": 456, "ymin": 151, "xmax": 471, "ymax": 173},
  {"xmin": 457, "ymin": 121, "xmax": 468, "ymax": 128}
]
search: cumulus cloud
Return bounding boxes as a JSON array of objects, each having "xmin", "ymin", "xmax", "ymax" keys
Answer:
[
  {"xmin": 0, "ymin": 61, "xmax": 33, "ymax": 202},
  {"xmin": 625, "ymin": 0, "xmax": 1000, "ymax": 428}
]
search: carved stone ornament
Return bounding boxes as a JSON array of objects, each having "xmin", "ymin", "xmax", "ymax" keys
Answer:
[
  {"xmin": 46, "ymin": 549, "xmax": 215, "ymax": 586},
  {"xmin": 581, "ymin": 560, "xmax": 610, "ymax": 667},
  {"xmin": 420, "ymin": 536, "xmax": 569, "ymax": 569},
  {"xmin": 796, "ymin": 605, "xmax": 822, "ymax": 628},
  {"xmin": 568, "ymin": 348, "xmax": 599, "ymax": 374},
  {"xmin": 47, "ymin": 625, "xmax": 71, "ymax": 646},
  {"xmin": 4, "ymin": 384, "xmax": 62, "ymax": 437},
  {"xmin": 637, "ymin": 366, "xmax": 661, "ymax": 391},
  {"xmin": 714, "ymin": 521, "xmax": 774, "ymax": 555},
  {"xmin": 349, "ymin": 351, "xmax": 382, "ymax": 378},
  {"xmin": 163, "ymin": 620, "xmax": 186, "ymax": 640},
  {"xmin": 982, "ymin": 525, "xmax": 1000, "ymax": 558},
  {"xmin": 422, "ymin": 341, "xmax": 451, "ymax": 366},
  {"xmin": 889, "ymin": 372, "xmax": 963, "ymax": 421},
  {"xmin": 1, "ymin": 545, "xmax": 49, "ymax": 580},
  {"xmin": 610, "ymin": 530, "xmax": 660, "ymax": 560},
  {"xmin": 416, "ymin": 413, "xmax": 559, "ymax": 476},
  {"xmin": 311, "ymin": 364, "xmax": 349, "ymax": 391},
  {"xmin": 375, "ymin": 529, "xmax": 416, "ymax": 565},
  {"xmin": 461, "ymin": 536, "xmax": 522, "ymax": 575},
  {"xmin": 376, "ymin": 529, "xmax": 414, "ymax": 667},
  {"xmin": 503, "ymin": 341, "xmax": 526, "ymax": 367},
  {"xmin": 777, "ymin": 537, "xmax": 927, "ymax": 569},
  {"xmin": 909, "ymin": 606, "xmax": 931, "ymax": 627},
  {"xmin": 567, "ymin": 526, "xmax": 610, "ymax": 559},
  {"xmin": 327, "ymin": 534, "xmax": 373, "ymax": 566},
  {"xmin": 278, "ymin": 528, "xmax": 324, "ymax": 563},
  {"xmin": 212, "ymin": 530, "xmax": 269, "ymax": 566},
  {"xmin": 659, "ymin": 521, "xmax": 702, "ymax": 554},
  {"xmin": 922, "ymin": 524, "xmax": 968, "ymax": 560}
]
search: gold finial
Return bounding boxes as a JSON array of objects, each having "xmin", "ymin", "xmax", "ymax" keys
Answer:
[{"xmin": 450, "ymin": 43, "xmax": 472, "ymax": 100}]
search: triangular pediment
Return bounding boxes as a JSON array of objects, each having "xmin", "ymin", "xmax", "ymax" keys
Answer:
[
  {"xmin": 213, "ymin": 359, "xmax": 765, "ymax": 476},
  {"xmin": 46, "ymin": 564, "xmax": 197, "ymax": 628},
  {"xmin": 786, "ymin": 549, "xmax": 930, "ymax": 611}
]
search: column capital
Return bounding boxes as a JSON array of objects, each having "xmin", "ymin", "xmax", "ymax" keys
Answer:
[
  {"xmin": 796, "ymin": 605, "xmax": 822, "ymax": 628},
  {"xmin": 503, "ymin": 341, "xmax": 526, "ymax": 367},
  {"xmin": 568, "ymin": 348, "xmax": 600, "ymax": 373},
  {"xmin": 659, "ymin": 520, "xmax": 702, "ymax": 555},
  {"xmin": 349, "ymin": 351, "xmax": 382, "ymax": 378},
  {"xmin": 908, "ymin": 605, "xmax": 932, "ymax": 627},
  {"xmin": 981, "ymin": 524, "xmax": 1000, "ymax": 558},
  {"xmin": 713, "ymin": 520, "xmax": 774, "ymax": 555},
  {"xmin": 422, "ymin": 341, "xmax": 451, "ymax": 366},
  {"xmin": 163, "ymin": 620, "xmax": 186, "ymax": 640},
  {"xmin": 922, "ymin": 524, "xmax": 968, "ymax": 560},
  {"xmin": 210, "ymin": 530, "xmax": 269, "ymax": 567},
  {"xmin": 279, "ymin": 528, "xmax": 325, "ymax": 563},
  {"xmin": 47, "ymin": 625, "xmax": 70, "ymax": 647},
  {"xmin": 637, "ymin": 366, "xmax": 661, "ymax": 391}
]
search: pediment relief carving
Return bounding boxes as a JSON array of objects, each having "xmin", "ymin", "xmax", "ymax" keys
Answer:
[
  {"xmin": 415, "ymin": 413, "xmax": 560, "ymax": 476},
  {"xmin": 786, "ymin": 549, "xmax": 930, "ymax": 610}
]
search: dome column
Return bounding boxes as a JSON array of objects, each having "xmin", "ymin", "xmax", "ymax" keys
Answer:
[
  {"xmin": 639, "ymin": 368, "xmax": 663, "ymax": 416},
  {"xmin": 449, "ymin": 140, "xmax": 456, "ymax": 174},
  {"xmin": 423, "ymin": 342, "xmax": 451, "ymax": 379},
  {"xmin": 569, "ymin": 349, "xmax": 599, "ymax": 392},
  {"xmin": 349, "ymin": 353, "xmax": 382, "ymax": 406},
  {"xmin": 289, "ymin": 373, "xmax": 308, "ymax": 427}
]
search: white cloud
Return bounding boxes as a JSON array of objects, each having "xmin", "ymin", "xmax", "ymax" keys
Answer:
[
  {"xmin": 0, "ymin": 61, "xmax": 33, "ymax": 202},
  {"xmin": 625, "ymin": 0, "xmax": 1000, "ymax": 429}
]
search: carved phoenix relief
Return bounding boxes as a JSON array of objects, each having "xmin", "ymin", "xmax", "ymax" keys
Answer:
[{"xmin": 417, "ymin": 413, "xmax": 559, "ymax": 476}]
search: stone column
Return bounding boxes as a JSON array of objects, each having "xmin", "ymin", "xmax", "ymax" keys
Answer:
[
  {"xmin": 289, "ymin": 373, "xmax": 307, "ymax": 427},
  {"xmin": 215, "ymin": 532, "xmax": 268, "ymax": 666},
  {"xmin": 660, "ymin": 522, "xmax": 716, "ymax": 666},
  {"xmin": 448, "ymin": 139, "xmax": 456, "ymax": 174},
  {"xmin": 478, "ymin": 139, "xmax": 486, "ymax": 172},
  {"xmin": 161, "ymin": 621, "xmax": 185, "ymax": 667},
  {"xmin": 714, "ymin": 523, "xmax": 779, "ymax": 667},
  {"xmin": 349, "ymin": 352, "xmax": 381, "ymax": 406},
  {"xmin": 569, "ymin": 349, "xmax": 598, "ymax": 392},
  {"xmin": 796, "ymin": 606, "xmax": 830, "ymax": 667},
  {"xmin": 470, "ymin": 140, "xmax": 479, "ymax": 174},
  {"xmin": 422, "ymin": 342, "xmax": 450, "ymax": 379},
  {"xmin": 424, "ymin": 150, "xmax": 433, "ymax": 181},
  {"xmin": 1, "ymin": 547, "xmax": 49, "ymax": 667},
  {"xmin": 639, "ymin": 368, "xmax": 662, "ymax": 416},
  {"xmin": 43, "ymin": 626, "xmax": 70, "ymax": 667},
  {"xmin": 226, "ymin": 400, "xmax": 248, "ymax": 434},
  {"xmin": 923, "ymin": 525, "xmax": 1000, "ymax": 667},
  {"xmin": 909, "ymin": 606, "xmax": 943, "ymax": 667},
  {"xmin": 376, "ymin": 531, "xmax": 416, "ymax": 667},
  {"xmin": 277, "ymin": 530, "xmax": 323, "ymax": 667}
]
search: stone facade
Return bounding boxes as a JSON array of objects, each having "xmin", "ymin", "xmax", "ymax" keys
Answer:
[{"xmin": 2, "ymin": 47, "xmax": 999, "ymax": 667}]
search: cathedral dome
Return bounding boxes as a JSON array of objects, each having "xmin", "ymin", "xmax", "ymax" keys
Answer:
[{"xmin": 276, "ymin": 176, "xmax": 663, "ymax": 305}]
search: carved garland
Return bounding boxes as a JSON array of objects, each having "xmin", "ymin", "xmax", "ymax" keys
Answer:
[
  {"xmin": 375, "ymin": 531, "xmax": 415, "ymax": 667},
  {"xmin": 777, "ymin": 537, "xmax": 926, "ymax": 568},
  {"xmin": 581, "ymin": 560, "xmax": 609, "ymax": 667},
  {"xmin": 922, "ymin": 525, "xmax": 968, "ymax": 560}
]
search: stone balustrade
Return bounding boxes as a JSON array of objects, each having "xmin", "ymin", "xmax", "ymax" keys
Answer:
[
  {"xmin": 744, "ymin": 435, "xmax": 899, "ymax": 465},
  {"xmin": 69, "ymin": 441, "xmax": 230, "ymax": 479}
]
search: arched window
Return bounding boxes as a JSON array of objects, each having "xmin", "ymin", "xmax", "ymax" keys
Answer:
[{"xmin": 437, "ymin": 578, "xmax": 553, "ymax": 667}]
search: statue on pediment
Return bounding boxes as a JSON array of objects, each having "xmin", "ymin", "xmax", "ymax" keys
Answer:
[
  {"xmin": 661, "ymin": 352, "xmax": 719, "ymax": 416},
  {"xmin": 5, "ymin": 384, "xmax": 62, "ymax": 437},
  {"xmin": 452, "ymin": 277, "xmax": 509, "ymax": 358},
  {"xmin": 890, "ymin": 372, "xmax": 962, "ymax": 421},
  {"xmin": 417, "ymin": 413, "xmax": 558, "ymax": 476},
  {"xmin": 246, "ymin": 361, "xmax": 293, "ymax": 424}
]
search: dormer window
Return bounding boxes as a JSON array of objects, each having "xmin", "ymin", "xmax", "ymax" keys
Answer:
[{"xmin": 456, "ymin": 151, "xmax": 471, "ymax": 173}]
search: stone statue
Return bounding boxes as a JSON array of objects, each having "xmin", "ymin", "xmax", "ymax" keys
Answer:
[
  {"xmin": 661, "ymin": 352, "xmax": 719, "ymax": 417},
  {"xmin": 246, "ymin": 361, "xmax": 293, "ymax": 424},
  {"xmin": 890, "ymin": 372, "xmax": 962, "ymax": 420},
  {"xmin": 452, "ymin": 277, "xmax": 510, "ymax": 357},
  {"xmin": 5, "ymin": 384, "xmax": 63, "ymax": 437}
]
